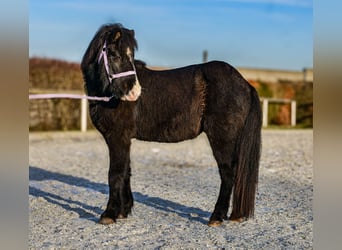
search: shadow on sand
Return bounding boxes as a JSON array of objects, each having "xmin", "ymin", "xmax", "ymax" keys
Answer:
[{"xmin": 29, "ymin": 166, "xmax": 211, "ymax": 225}]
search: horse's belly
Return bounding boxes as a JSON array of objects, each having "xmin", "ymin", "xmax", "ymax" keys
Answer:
[{"xmin": 135, "ymin": 116, "xmax": 202, "ymax": 143}]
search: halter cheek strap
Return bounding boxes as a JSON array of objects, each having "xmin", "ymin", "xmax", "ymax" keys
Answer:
[{"xmin": 98, "ymin": 41, "xmax": 136, "ymax": 82}]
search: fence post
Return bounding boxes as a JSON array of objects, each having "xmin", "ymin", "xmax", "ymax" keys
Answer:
[
  {"xmin": 262, "ymin": 99, "xmax": 268, "ymax": 127},
  {"xmin": 291, "ymin": 100, "xmax": 297, "ymax": 127},
  {"xmin": 81, "ymin": 98, "xmax": 88, "ymax": 132}
]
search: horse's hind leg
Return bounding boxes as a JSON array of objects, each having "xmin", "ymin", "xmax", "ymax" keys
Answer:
[
  {"xmin": 209, "ymin": 161, "xmax": 236, "ymax": 227},
  {"xmin": 204, "ymin": 120, "xmax": 242, "ymax": 227}
]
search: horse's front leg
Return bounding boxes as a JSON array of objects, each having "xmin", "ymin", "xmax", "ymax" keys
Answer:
[{"xmin": 99, "ymin": 139, "xmax": 133, "ymax": 225}]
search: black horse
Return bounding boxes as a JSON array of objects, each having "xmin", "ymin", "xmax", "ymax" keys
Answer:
[{"xmin": 81, "ymin": 23, "xmax": 262, "ymax": 227}]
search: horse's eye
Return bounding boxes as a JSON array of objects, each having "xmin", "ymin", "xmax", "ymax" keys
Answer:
[
  {"xmin": 107, "ymin": 49, "xmax": 120, "ymax": 59},
  {"xmin": 113, "ymin": 55, "xmax": 121, "ymax": 61}
]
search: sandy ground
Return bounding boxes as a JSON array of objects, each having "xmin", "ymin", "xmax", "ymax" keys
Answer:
[{"xmin": 29, "ymin": 129, "xmax": 313, "ymax": 249}]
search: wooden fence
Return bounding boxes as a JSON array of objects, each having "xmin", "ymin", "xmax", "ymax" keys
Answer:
[{"xmin": 260, "ymin": 97, "xmax": 296, "ymax": 127}]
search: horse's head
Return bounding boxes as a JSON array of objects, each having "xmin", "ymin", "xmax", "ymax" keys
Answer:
[{"xmin": 81, "ymin": 23, "xmax": 141, "ymax": 102}]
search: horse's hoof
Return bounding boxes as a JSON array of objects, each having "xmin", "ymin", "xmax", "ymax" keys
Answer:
[
  {"xmin": 99, "ymin": 217, "xmax": 115, "ymax": 225},
  {"xmin": 208, "ymin": 220, "xmax": 223, "ymax": 227},
  {"xmin": 117, "ymin": 214, "xmax": 127, "ymax": 219},
  {"xmin": 229, "ymin": 217, "xmax": 246, "ymax": 223}
]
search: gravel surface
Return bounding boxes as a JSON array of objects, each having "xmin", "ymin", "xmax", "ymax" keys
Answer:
[{"xmin": 29, "ymin": 129, "xmax": 313, "ymax": 249}]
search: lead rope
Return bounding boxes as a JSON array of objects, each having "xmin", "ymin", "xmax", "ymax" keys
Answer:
[{"xmin": 29, "ymin": 93, "xmax": 113, "ymax": 102}]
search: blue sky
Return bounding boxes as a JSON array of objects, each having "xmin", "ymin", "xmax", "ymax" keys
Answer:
[{"xmin": 29, "ymin": 0, "xmax": 312, "ymax": 70}]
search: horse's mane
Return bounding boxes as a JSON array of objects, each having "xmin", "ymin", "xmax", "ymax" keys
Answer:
[
  {"xmin": 81, "ymin": 23, "xmax": 138, "ymax": 69},
  {"xmin": 134, "ymin": 60, "xmax": 147, "ymax": 69}
]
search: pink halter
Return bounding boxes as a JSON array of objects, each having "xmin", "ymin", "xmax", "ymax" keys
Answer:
[{"xmin": 98, "ymin": 41, "xmax": 136, "ymax": 83}]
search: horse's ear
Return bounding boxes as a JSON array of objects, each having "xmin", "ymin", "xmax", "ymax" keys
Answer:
[
  {"xmin": 114, "ymin": 31, "xmax": 121, "ymax": 42},
  {"xmin": 130, "ymin": 29, "xmax": 135, "ymax": 37}
]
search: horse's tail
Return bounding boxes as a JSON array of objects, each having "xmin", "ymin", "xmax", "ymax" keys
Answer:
[{"xmin": 230, "ymin": 86, "xmax": 262, "ymax": 221}]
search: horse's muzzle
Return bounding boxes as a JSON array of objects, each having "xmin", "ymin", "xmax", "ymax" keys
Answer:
[{"xmin": 121, "ymin": 81, "xmax": 142, "ymax": 101}]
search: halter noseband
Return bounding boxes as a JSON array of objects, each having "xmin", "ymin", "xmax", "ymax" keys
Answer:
[{"xmin": 98, "ymin": 41, "xmax": 136, "ymax": 83}]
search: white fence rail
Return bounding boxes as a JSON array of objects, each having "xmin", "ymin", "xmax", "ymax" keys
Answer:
[{"xmin": 29, "ymin": 89, "xmax": 296, "ymax": 131}]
